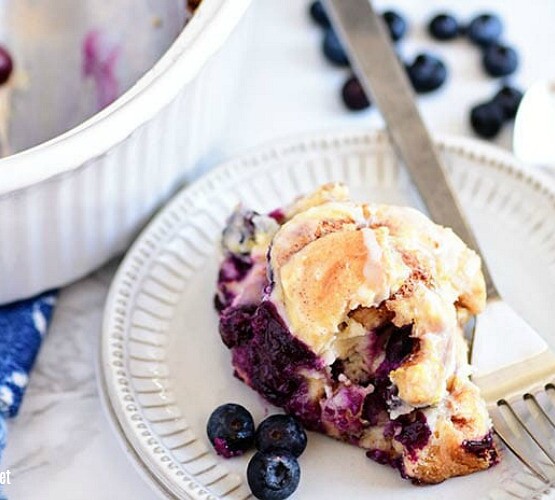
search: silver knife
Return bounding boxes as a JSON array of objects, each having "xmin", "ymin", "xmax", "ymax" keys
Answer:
[{"xmin": 324, "ymin": 0, "xmax": 498, "ymax": 299}]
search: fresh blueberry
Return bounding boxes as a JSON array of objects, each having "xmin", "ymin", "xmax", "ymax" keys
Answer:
[
  {"xmin": 341, "ymin": 75, "xmax": 371, "ymax": 111},
  {"xmin": 207, "ymin": 403, "xmax": 255, "ymax": 458},
  {"xmin": 482, "ymin": 43, "xmax": 519, "ymax": 77},
  {"xmin": 493, "ymin": 85, "xmax": 524, "ymax": 119},
  {"xmin": 309, "ymin": 1, "xmax": 330, "ymax": 29},
  {"xmin": 428, "ymin": 13, "xmax": 459, "ymax": 41},
  {"xmin": 467, "ymin": 13, "xmax": 503, "ymax": 46},
  {"xmin": 470, "ymin": 101, "xmax": 505, "ymax": 138},
  {"xmin": 0, "ymin": 46, "xmax": 13, "ymax": 85},
  {"xmin": 406, "ymin": 54, "xmax": 448, "ymax": 94},
  {"xmin": 382, "ymin": 10, "xmax": 407, "ymax": 42},
  {"xmin": 322, "ymin": 28, "xmax": 349, "ymax": 66},
  {"xmin": 255, "ymin": 414, "xmax": 308, "ymax": 457},
  {"xmin": 247, "ymin": 451, "xmax": 301, "ymax": 500}
]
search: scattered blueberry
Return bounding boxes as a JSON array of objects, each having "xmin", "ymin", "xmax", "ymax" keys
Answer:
[
  {"xmin": 382, "ymin": 10, "xmax": 407, "ymax": 42},
  {"xmin": 207, "ymin": 403, "xmax": 255, "ymax": 458},
  {"xmin": 406, "ymin": 54, "xmax": 448, "ymax": 93},
  {"xmin": 467, "ymin": 13, "xmax": 503, "ymax": 46},
  {"xmin": 309, "ymin": 1, "xmax": 330, "ymax": 29},
  {"xmin": 322, "ymin": 28, "xmax": 349, "ymax": 66},
  {"xmin": 482, "ymin": 43, "xmax": 519, "ymax": 77},
  {"xmin": 428, "ymin": 13, "xmax": 459, "ymax": 41},
  {"xmin": 247, "ymin": 451, "xmax": 301, "ymax": 500},
  {"xmin": 0, "ymin": 46, "xmax": 13, "ymax": 86},
  {"xmin": 341, "ymin": 75, "xmax": 371, "ymax": 111},
  {"xmin": 470, "ymin": 101, "xmax": 505, "ymax": 138},
  {"xmin": 493, "ymin": 85, "xmax": 523, "ymax": 119},
  {"xmin": 255, "ymin": 414, "xmax": 308, "ymax": 458}
]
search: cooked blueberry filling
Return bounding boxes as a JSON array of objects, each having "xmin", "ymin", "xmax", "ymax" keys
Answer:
[
  {"xmin": 394, "ymin": 411, "xmax": 432, "ymax": 460},
  {"xmin": 268, "ymin": 208, "xmax": 286, "ymax": 224},
  {"xmin": 219, "ymin": 254, "xmax": 253, "ymax": 282},
  {"xmin": 230, "ymin": 301, "xmax": 322, "ymax": 407},
  {"xmin": 219, "ymin": 305, "xmax": 257, "ymax": 348},
  {"xmin": 375, "ymin": 323, "xmax": 418, "ymax": 378},
  {"xmin": 362, "ymin": 378, "xmax": 397, "ymax": 426},
  {"xmin": 462, "ymin": 431, "xmax": 499, "ymax": 463}
]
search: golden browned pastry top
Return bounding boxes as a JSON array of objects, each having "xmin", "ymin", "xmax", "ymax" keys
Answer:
[{"xmin": 268, "ymin": 183, "xmax": 486, "ymax": 407}]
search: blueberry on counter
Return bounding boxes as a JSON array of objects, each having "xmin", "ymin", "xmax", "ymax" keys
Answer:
[
  {"xmin": 0, "ymin": 46, "xmax": 13, "ymax": 86},
  {"xmin": 467, "ymin": 13, "xmax": 503, "ymax": 46},
  {"xmin": 341, "ymin": 75, "xmax": 371, "ymax": 111},
  {"xmin": 493, "ymin": 85, "xmax": 523, "ymax": 119},
  {"xmin": 322, "ymin": 28, "xmax": 349, "ymax": 66},
  {"xmin": 207, "ymin": 403, "xmax": 255, "ymax": 458},
  {"xmin": 428, "ymin": 13, "xmax": 459, "ymax": 41},
  {"xmin": 382, "ymin": 10, "xmax": 407, "ymax": 42},
  {"xmin": 406, "ymin": 54, "xmax": 448, "ymax": 94},
  {"xmin": 482, "ymin": 43, "xmax": 519, "ymax": 77},
  {"xmin": 247, "ymin": 451, "xmax": 301, "ymax": 500},
  {"xmin": 255, "ymin": 414, "xmax": 308, "ymax": 458},
  {"xmin": 309, "ymin": 1, "xmax": 330, "ymax": 29},
  {"xmin": 470, "ymin": 101, "xmax": 505, "ymax": 138}
]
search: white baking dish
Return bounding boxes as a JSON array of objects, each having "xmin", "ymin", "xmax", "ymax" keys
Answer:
[{"xmin": 0, "ymin": 0, "xmax": 252, "ymax": 304}]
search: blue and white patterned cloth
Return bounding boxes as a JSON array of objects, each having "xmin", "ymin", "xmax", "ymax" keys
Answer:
[{"xmin": 0, "ymin": 291, "xmax": 57, "ymax": 465}]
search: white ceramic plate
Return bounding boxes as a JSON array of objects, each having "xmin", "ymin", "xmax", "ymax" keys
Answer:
[{"xmin": 99, "ymin": 130, "xmax": 555, "ymax": 499}]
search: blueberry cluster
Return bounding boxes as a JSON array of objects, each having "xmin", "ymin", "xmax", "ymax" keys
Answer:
[
  {"xmin": 207, "ymin": 404, "xmax": 307, "ymax": 500},
  {"xmin": 0, "ymin": 45, "xmax": 13, "ymax": 86},
  {"xmin": 309, "ymin": 2, "xmax": 448, "ymax": 112},
  {"xmin": 309, "ymin": 3, "xmax": 524, "ymax": 140},
  {"xmin": 427, "ymin": 12, "xmax": 523, "ymax": 138}
]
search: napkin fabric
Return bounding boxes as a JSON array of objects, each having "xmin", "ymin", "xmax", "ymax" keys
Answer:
[{"xmin": 0, "ymin": 291, "xmax": 57, "ymax": 465}]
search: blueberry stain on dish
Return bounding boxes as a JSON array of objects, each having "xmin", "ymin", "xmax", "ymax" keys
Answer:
[
  {"xmin": 406, "ymin": 54, "xmax": 447, "ymax": 93},
  {"xmin": 255, "ymin": 414, "xmax": 308, "ymax": 457},
  {"xmin": 467, "ymin": 13, "xmax": 503, "ymax": 46},
  {"xmin": 482, "ymin": 43, "xmax": 519, "ymax": 77},
  {"xmin": 341, "ymin": 75, "xmax": 371, "ymax": 111},
  {"xmin": 382, "ymin": 10, "xmax": 407, "ymax": 42},
  {"xmin": 322, "ymin": 28, "xmax": 349, "ymax": 66},
  {"xmin": 206, "ymin": 403, "xmax": 255, "ymax": 458},
  {"xmin": 247, "ymin": 450, "xmax": 301, "ymax": 500},
  {"xmin": 0, "ymin": 46, "xmax": 13, "ymax": 86},
  {"xmin": 428, "ymin": 13, "xmax": 459, "ymax": 41}
]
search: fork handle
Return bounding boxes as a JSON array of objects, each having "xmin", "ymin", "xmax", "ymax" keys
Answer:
[{"xmin": 325, "ymin": 0, "xmax": 499, "ymax": 299}]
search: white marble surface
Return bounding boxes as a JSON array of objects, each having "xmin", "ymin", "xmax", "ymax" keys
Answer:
[{"xmin": 4, "ymin": 0, "xmax": 555, "ymax": 498}]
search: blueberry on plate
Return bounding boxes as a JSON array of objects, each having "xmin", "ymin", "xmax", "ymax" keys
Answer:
[
  {"xmin": 0, "ymin": 46, "xmax": 13, "ymax": 86},
  {"xmin": 482, "ymin": 43, "xmax": 519, "ymax": 77},
  {"xmin": 406, "ymin": 54, "xmax": 448, "ymax": 94},
  {"xmin": 206, "ymin": 403, "xmax": 255, "ymax": 458},
  {"xmin": 493, "ymin": 85, "xmax": 524, "ymax": 119},
  {"xmin": 341, "ymin": 75, "xmax": 371, "ymax": 111},
  {"xmin": 255, "ymin": 414, "xmax": 308, "ymax": 457},
  {"xmin": 428, "ymin": 13, "xmax": 459, "ymax": 41},
  {"xmin": 322, "ymin": 28, "xmax": 349, "ymax": 66},
  {"xmin": 382, "ymin": 10, "xmax": 407, "ymax": 42},
  {"xmin": 467, "ymin": 13, "xmax": 503, "ymax": 46},
  {"xmin": 470, "ymin": 101, "xmax": 505, "ymax": 138},
  {"xmin": 247, "ymin": 451, "xmax": 301, "ymax": 500},
  {"xmin": 309, "ymin": 1, "xmax": 330, "ymax": 29}
]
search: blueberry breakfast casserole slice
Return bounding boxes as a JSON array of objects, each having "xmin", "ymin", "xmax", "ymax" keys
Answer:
[{"xmin": 215, "ymin": 183, "xmax": 498, "ymax": 484}]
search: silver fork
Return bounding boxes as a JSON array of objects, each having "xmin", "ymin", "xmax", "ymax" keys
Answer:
[{"xmin": 326, "ymin": 0, "xmax": 555, "ymax": 493}]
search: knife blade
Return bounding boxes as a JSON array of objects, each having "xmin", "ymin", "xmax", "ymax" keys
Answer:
[{"xmin": 325, "ymin": 0, "xmax": 498, "ymax": 298}]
